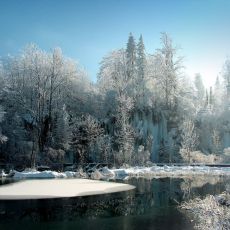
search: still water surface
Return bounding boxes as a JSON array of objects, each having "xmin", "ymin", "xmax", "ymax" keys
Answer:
[{"xmin": 0, "ymin": 176, "xmax": 229, "ymax": 230}]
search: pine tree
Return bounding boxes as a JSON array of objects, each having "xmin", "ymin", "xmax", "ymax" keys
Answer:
[
  {"xmin": 209, "ymin": 87, "xmax": 213, "ymax": 108},
  {"xmin": 137, "ymin": 35, "xmax": 146, "ymax": 81},
  {"xmin": 213, "ymin": 76, "xmax": 223, "ymax": 109},
  {"xmin": 223, "ymin": 59, "xmax": 230, "ymax": 87},
  {"xmin": 215, "ymin": 76, "xmax": 220, "ymax": 88},
  {"xmin": 194, "ymin": 73, "xmax": 205, "ymax": 106},
  {"xmin": 126, "ymin": 33, "xmax": 136, "ymax": 80},
  {"xmin": 205, "ymin": 89, "xmax": 209, "ymax": 107},
  {"xmin": 137, "ymin": 34, "xmax": 146, "ymax": 105},
  {"xmin": 0, "ymin": 106, "xmax": 7, "ymax": 144}
]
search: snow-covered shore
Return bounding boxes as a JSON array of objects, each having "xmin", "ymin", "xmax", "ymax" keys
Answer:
[
  {"xmin": 115, "ymin": 165, "xmax": 230, "ymax": 178},
  {"xmin": 1, "ymin": 165, "xmax": 229, "ymax": 180},
  {"xmin": 13, "ymin": 170, "xmax": 79, "ymax": 179},
  {"xmin": 93, "ymin": 165, "xmax": 230, "ymax": 180}
]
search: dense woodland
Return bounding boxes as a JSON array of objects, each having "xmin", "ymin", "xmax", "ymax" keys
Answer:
[{"xmin": 0, "ymin": 33, "xmax": 230, "ymax": 167}]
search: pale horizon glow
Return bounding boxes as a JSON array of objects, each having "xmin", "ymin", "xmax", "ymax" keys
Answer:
[{"xmin": 185, "ymin": 57, "xmax": 225, "ymax": 88}]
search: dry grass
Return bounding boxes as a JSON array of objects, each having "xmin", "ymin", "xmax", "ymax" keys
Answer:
[
  {"xmin": 180, "ymin": 193, "xmax": 230, "ymax": 230},
  {"xmin": 180, "ymin": 150, "xmax": 221, "ymax": 164}
]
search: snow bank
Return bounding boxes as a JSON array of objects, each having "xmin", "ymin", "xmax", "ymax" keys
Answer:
[
  {"xmin": 112, "ymin": 169, "xmax": 128, "ymax": 179},
  {"xmin": 11, "ymin": 165, "xmax": 230, "ymax": 180},
  {"xmin": 103, "ymin": 166, "xmax": 230, "ymax": 179},
  {"xmin": 0, "ymin": 171, "xmax": 9, "ymax": 178},
  {"xmin": 13, "ymin": 170, "xmax": 79, "ymax": 179}
]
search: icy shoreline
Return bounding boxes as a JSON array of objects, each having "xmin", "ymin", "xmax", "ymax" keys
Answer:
[
  {"xmin": 1, "ymin": 165, "xmax": 229, "ymax": 180},
  {"xmin": 114, "ymin": 165, "xmax": 230, "ymax": 179},
  {"xmin": 12, "ymin": 169, "xmax": 80, "ymax": 179}
]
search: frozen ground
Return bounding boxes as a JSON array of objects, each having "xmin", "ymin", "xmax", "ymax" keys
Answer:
[{"xmin": 0, "ymin": 179, "xmax": 135, "ymax": 200}]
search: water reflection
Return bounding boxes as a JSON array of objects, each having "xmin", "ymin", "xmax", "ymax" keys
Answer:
[
  {"xmin": 0, "ymin": 178, "xmax": 14, "ymax": 186},
  {"xmin": 0, "ymin": 176, "xmax": 229, "ymax": 230}
]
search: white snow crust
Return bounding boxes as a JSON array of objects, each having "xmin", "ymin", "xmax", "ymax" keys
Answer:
[{"xmin": 0, "ymin": 179, "xmax": 135, "ymax": 200}]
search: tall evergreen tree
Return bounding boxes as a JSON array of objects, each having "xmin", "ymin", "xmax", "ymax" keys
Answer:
[
  {"xmin": 213, "ymin": 76, "xmax": 223, "ymax": 109},
  {"xmin": 126, "ymin": 33, "xmax": 136, "ymax": 80},
  {"xmin": 205, "ymin": 89, "xmax": 209, "ymax": 107},
  {"xmin": 214, "ymin": 75, "xmax": 221, "ymax": 98},
  {"xmin": 209, "ymin": 86, "xmax": 213, "ymax": 108},
  {"xmin": 222, "ymin": 59, "xmax": 230, "ymax": 99},
  {"xmin": 137, "ymin": 34, "xmax": 146, "ymax": 81},
  {"xmin": 0, "ymin": 106, "xmax": 7, "ymax": 144},
  {"xmin": 194, "ymin": 73, "xmax": 205, "ymax": 105},
  {"xmin": 136, "ymin": 35, "xmax": 146, "ymax": 105}
]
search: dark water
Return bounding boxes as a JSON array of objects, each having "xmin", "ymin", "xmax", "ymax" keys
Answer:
[{"xmin": 0, "ymin": 176, "xmax": 229, "ymax": 230}]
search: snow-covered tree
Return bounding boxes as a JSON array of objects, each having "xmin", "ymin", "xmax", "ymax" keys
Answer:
[
  {"xmin": 115, "ymin": 93, "xmax": 135, "ymax": 165},
  {"xmin": 96, "ymin": 134, "xmax": 113, "ymax": 163},
  {"xmin": 180, "ymin": 119, "xmax": 198, "ymax": 163},
  {"xmin": 52, "ymin": 104, "xmax": 70, "ymax": 150},
  {"xmin": 1, "ymin": 33, "xmax": 230, "ymax": 167},
  {"xmin": 98, "ymin": 45, "xmax": 137, "ymax": 165},
  {"xmin": 98, "ymin": 49, "xmax": 127, "ymax": 93},
  {"xmin": 126, "ymin": 33, "xmax": 136, "ymax": 80},
  {"xmin": 212, "ymin": 129, "xmax": 221, "ymax": 154},
  {"xmin": 136, "ymin": 34, "xmax": 147, "ymax": 106},
  {"xmin": 154, "ymin": 33, "xmax": 183, "ymax": 109},
  {"xmin": 0, "ymin": 106, "xmax": 7, "ymax": 144},
  {"xmin": 70, "ymin": 114, "xmax": 103, "ymax": 164},
  {"xmin": 222, "ymin": 59, "xmax": 230, "ymax": 109},
  {"xmin": 0, "ymin": 44, "xmax": 91, "ymax": 165},
  {"xmin": 209, "ymin": 87, "xmax": 213, "ymax": 109},
  {"xmin": 137, "ymin": 35, "xmax": 146, "ymax": 81},
  {"xmin": 222, "ymin": 59, "xmax": 230, "ymax": 88},
  {"xmin": 213, "ymin": 76, "xmax": 224, "ymax": 111},
  {"xmin": 194, "ymin": 73, "xmax": 205, "ymax": 107}
]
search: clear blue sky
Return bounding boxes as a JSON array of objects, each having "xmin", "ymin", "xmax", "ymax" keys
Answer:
[{"xmin": 0, "ymin": 0, "xmax": 230, "ymax": 86}]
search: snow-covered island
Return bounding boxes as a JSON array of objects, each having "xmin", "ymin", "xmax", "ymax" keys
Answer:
[{"xmin": 0, "ymin": 179, "xmax": 135, "ymax": 200}]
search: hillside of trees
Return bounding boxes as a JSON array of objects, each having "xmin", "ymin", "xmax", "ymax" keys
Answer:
[{"xmin": 0, "ymin": 33, "xmax": 230, "ymax": 167}]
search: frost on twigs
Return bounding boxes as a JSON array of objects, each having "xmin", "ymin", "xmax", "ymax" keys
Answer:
[
  {"xmin": 180, "ymin": 193, "xmax": 230, "ymax": 230},
  {"xmin": 223, "ymin": 148, "xmax": 230, "ymax": 162},
  {"xmin": 0, "ymin": 105, "xmax": 7, "ymax": 144},
  {"xmin": 0, "ymin": 134, "xmax": 8, "ymax": 144},
  {"xmin": 180, "ymin": 150, "xmax": 221, "ymax": 164}
]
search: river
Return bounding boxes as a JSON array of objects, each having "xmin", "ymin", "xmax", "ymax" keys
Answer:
[{"xmin": 0, "ymin": 175, "xmax": 229, "ymax": 230}]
